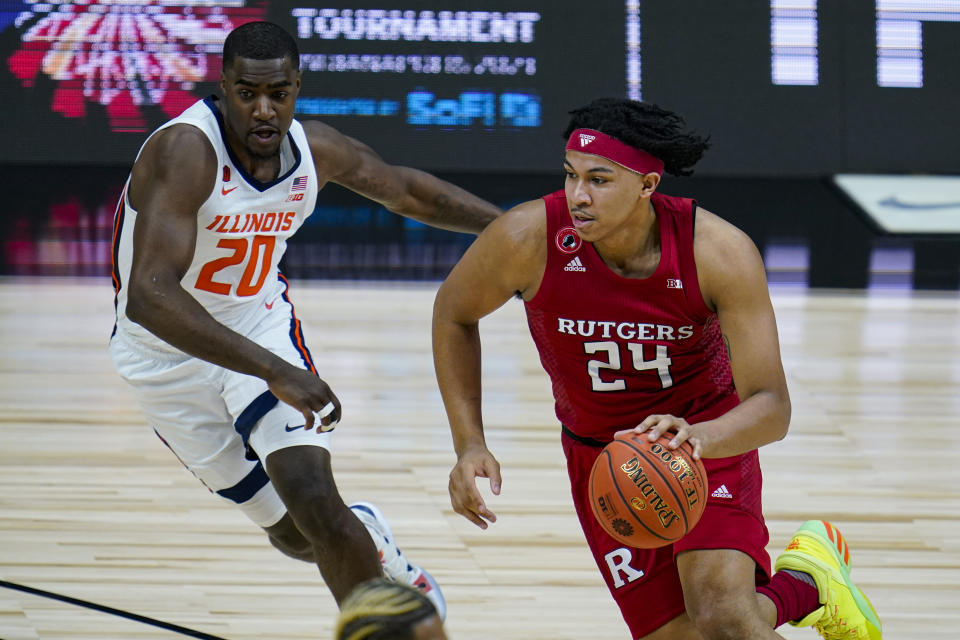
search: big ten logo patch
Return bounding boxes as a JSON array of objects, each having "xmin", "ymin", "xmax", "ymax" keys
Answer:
[
  {"xmin": 604, "ymin": 548, "xmax": 645, "ymax": 588},
  {"xmin": 285, "ymin": 193, "xmax": 304, "ymax": 202}
]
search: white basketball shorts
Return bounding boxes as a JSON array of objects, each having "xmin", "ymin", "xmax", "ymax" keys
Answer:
[{"xmin": 109, "ymin": 290, "xmax": 332, "ymax": 528}]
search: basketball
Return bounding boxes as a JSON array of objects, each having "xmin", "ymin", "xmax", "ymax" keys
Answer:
[{"xmin": 589, "ymin": 433, "xmax": 708, "ymax": 548}]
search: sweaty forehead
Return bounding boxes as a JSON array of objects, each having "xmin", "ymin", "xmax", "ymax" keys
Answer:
[{"xmin": 224, "ymin": 57, "xmax": 296, "ymax": 84}]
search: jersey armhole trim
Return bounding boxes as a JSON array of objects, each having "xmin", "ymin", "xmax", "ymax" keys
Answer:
[{"xmin": 683, "ymin": 202, "xmax": 714, "ymax": 320}]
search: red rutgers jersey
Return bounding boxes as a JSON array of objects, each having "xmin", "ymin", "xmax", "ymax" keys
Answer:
[{"xmin": 524, "ymin": 190, "xmax": 740, "ymax": 442}]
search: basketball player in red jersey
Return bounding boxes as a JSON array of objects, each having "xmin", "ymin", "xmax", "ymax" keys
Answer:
[
  {"xmin": 432, "ymin": 98, "xmax": 881, "ymax": 639},
  {"xmin": 110, "ymin": 22, "xmax": 501, "ymax": 619}
]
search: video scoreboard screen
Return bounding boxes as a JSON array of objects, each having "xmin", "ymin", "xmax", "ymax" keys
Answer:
[{"xmin": 1, "ymin": 0, "xmax": 957, "ymax": 174}]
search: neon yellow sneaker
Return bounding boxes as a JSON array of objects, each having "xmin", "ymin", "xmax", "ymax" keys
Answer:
[{"xmin": 774, "ymin": 520, "xmax": 882, "ymax": 639}]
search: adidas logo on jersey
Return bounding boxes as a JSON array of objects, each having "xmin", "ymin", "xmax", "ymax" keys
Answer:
[
  {"xmin": 564, "ymin": 257, "xmax": 587, "ymax": 272},
  {"xmin": 579, "ymin": 133, "xmax": 596, "ymax": 146},
  {"xmin": 710, "ymin": 484, "xmax": 733, "ymax": 499}
]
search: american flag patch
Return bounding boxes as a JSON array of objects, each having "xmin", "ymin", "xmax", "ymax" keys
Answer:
[{"xmin": 291, "ymin": 176, "xmax": 308, "ymax": 191}]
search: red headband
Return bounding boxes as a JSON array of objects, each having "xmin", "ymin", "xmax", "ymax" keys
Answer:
[{"xmin": 565, "ymin": 128, "xmax": 664, "ymax": 176}]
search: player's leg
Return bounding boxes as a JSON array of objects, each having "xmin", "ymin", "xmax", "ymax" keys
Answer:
[
  {"xmin": 259, "ymin": 481, "xmax": 445, "ymax": 615},
  {"xmin": 109, "ymin": 291, "xmax": 436, "ymax": 608},
  {"xmin": 677, "ymin": 548, "xmax": 786, "ymax": 639},
  {"xmin": 681, "ymin": 523, "xmax": 882, "ymax": 640},
  {"xmin": 261, "ymin": 443, "xmax": 381, "ymax": 603},
  {"xmin": 245, "ymin": 387, "xmax": 446, "ymax": 615},
  {"xmin": 666, "ymin": 449, "xmax": 786, "ymax": 639},
  {"xmin": 128, "ymin": 369, "xmax": 381, "ymax": 606},
  {"xmin": 232, "ymin": 286, "xmax": 446, "ymax": 614}
]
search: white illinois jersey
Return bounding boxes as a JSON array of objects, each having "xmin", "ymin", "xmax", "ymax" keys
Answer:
[{"xmin": 111, "ymin": 97, "xmax": 320, "ymax": 355}]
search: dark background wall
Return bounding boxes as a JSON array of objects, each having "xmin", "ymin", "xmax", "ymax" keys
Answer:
[{"xmin": 1, "ymin": 0, "xmax": 958, "ymax": 288}]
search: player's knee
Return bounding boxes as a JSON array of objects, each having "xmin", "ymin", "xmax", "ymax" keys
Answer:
[
  {"xmin": 268, "ymin": 531, "xmax": 313, "ymax": 562},
  {"xmin": 281, "ymin": 479, "xmax": 338, "ymax": 513},
  {"xmin": 685, "ymin": 597, "xmax": 754, "ymax": 640},
  {"xmin": 266, "ymin": 448, "xmax": 352, "ymax": 545},
  {"xmin": 267, "ymin": 529, "xmax": 314, "ymax": 562},
  {"xmin": 265, "ymin": 513, "xmax": 314, "ymax": 562},
  {"xmin": 282, "ymin": 488, "xmax": 352, "ymax": 544}
]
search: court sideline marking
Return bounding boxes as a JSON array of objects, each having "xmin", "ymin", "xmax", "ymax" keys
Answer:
[{"xmin": 0, "ymin": 579, "xmax": 229, "ymax": 640}]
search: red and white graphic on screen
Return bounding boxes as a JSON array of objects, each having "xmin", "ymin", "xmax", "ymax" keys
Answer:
[{"xmin": 6, "ymin": 1, "xmax": 266, "ymax": 132}]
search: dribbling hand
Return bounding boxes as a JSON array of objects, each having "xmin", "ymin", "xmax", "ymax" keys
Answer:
[
  {"xmin": 449, "ymin": 444, "xmax": 501, "ymax": 530},
  {"xmin": 615, "ymin": 414, "xmax": 705, "ymax": 460}
]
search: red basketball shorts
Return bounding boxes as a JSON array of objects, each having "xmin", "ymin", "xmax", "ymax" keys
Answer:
[{"xmin": 562, "ymin": 432, "xmax": 772, "ymax": 638}]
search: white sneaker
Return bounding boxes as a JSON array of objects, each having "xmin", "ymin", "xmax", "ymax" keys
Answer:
[{"xmin": 349, "ymin": 501, "xmax": 447, "ymax": 620}]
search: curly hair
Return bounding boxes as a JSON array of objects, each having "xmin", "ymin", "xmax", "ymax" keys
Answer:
[
  {"xmin": 563, "ymin": 97, "xmax": 710, "ymax": 176},
  {"xmin": 223, "ymin": 21, "xmax": 300, "ymax": 71},
  {"xmin": 335, "ymin": 579, "xmax": 439, "ymax": 640}
]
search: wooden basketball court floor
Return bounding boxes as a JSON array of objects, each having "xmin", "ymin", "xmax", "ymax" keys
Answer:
[{"xmin": 0, "ymin": 277, "xmax": 958, "ymax": 640}]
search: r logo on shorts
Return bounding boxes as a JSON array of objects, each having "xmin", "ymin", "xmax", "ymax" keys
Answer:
[{"xmin": 604, "ymin": 548, "xmax": 645, "ymax": 588}]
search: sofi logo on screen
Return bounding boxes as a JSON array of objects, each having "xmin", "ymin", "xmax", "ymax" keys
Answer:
[{"xmin": 407, "ymin": 91, "xmax": 540, "ymax": 127}]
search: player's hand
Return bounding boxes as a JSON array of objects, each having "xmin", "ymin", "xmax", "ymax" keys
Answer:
[
  {"xmin": 266, "ymin": 365, "xmax": 342, "ymax": 432},
  {"xmin": 449, "ymin": 445, "xmax": 501, "ymax": 530},
  {"xmin": 615, "ymin": 414, "xmax": 705, "ymax": 460}
]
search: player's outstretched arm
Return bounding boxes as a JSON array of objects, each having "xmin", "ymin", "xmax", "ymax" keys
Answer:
[
  {"xmin": 637, "ymin": 208, "xmax": 791, "ymax": 459},
  {"xmin": 124, "ymin": 125, "xmax": 339, "ymax": 429},
  {"xmin": 432, "ymin": 199, "xmax": 546, "ymax": 528},
  {"xmin": 304, "ymin": 121, "xmax": 501, "ymax": 234}
]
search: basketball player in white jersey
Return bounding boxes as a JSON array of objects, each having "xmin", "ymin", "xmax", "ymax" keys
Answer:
[{"xmin": 109, "ymin": 21, "xmax": 501, "ymax": 618}]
